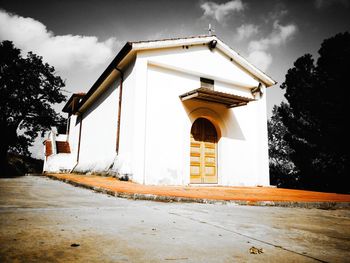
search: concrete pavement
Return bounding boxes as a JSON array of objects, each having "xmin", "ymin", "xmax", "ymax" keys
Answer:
[{"xmin": 1, "ymin": 175, "xmax": 350, "ymax": 262}]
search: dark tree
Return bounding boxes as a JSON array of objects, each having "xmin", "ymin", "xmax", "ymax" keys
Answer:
[
  {"xmin": 0, "ymin": 41, "xmax": 66, "ymax": 172},
  {"xmin": 268, "ymin": 104, "xmax": 297, "ymax": 188},
  {"xmin": 277, "ymin": 32, "xmax": 349, "ymax": 193}
]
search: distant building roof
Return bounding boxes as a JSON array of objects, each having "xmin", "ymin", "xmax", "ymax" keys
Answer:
[{"xmin": 62, "ymin": 93, "xmax": 86, "ymax": 114}]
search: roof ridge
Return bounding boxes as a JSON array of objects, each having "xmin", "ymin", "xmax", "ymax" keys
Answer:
[{"xmin": 130, "ymin": 35, "xmax": 216, "ymax": 44}]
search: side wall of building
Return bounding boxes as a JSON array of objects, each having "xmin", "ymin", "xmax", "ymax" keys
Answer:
[
  {"xmin": 67, "ymin": 114, "xmax": 79, "ymax": 164},
  {"xmin": 73, "ymin": 80, "xmax": 119, "ymax": 172},
  {"xmin": 71, "ymin": 61, "xmax": 136, "ymax": 174}
]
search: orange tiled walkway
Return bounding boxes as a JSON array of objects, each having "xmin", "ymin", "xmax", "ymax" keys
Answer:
[{"xmin": 45, "ymin": 173, "xmax": 350, "ymax": 203}]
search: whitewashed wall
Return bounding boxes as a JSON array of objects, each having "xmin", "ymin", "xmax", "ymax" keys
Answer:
[
  {"xmin": 67, "ymin": 115, "xmax": 79, "ymax": 163},
  {"xmin": 44, "ymin": 153, "xmax": 75, "ymax": 173},
  {"xmin": 111, "ymin": 62, "xmax": 137, "ymax": 178},
  {"xmin": 74, "ymin": 80, "xmax": 120, "ymax": 173}
]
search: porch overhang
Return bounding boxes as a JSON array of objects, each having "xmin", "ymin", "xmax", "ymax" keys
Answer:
[{"xmin": 179, "ymin": 88, "xmax": 255, "ymax": 108}]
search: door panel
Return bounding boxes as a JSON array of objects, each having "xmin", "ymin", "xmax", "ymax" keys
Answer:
[{"xmin": 190, "ymin": 118, "xmax": 218, "ymax": 184}]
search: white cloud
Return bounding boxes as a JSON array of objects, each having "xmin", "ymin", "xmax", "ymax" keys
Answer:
[
  {"xmin": 265, "ymin": 7, "xmax": 288, "ymax": 23},
  {"xmin": 0, "ymin": 9, "xmax": 119, "ymax": 71},
  {"xmin": 314, "ymin": 0, "xmax": 349, "ymax": 9},
  {"xmin": 245, "ymin": 21, "xmax": 297, "ymax": 71},
  {"xmin": 235, "ymin": 24, "xmax": 258, "ymax": 41},
  {"xmin": 200, "ymin": 0, "xmax": 244, "ymax": 24},
  {"xmin": 248, "ymin": 21, "xmax": 297, "ymax": 51},
  {"xmin": 247, "ymin": 50, "xmax": 272, "ymax": 72}
]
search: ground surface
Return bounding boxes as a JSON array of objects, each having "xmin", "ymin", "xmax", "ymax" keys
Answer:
[{"xmin": 1, "ymin": 176, "xmax": 350, "ymax": 263}]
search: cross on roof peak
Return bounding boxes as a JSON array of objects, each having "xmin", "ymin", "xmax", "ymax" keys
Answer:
[{"xmin": 208, "ymin": 24, "xmax": 215, "ymax": 36}]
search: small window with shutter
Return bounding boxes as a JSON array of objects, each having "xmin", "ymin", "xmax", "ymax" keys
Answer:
[{"xmin": 200, "ymin": 77, "xmax": 214, "ymax": 90}]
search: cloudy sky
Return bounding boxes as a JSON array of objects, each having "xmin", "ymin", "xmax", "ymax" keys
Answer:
[{"xmin": 1, "ymin": 0, "xmax": 349, "ymax": 158}]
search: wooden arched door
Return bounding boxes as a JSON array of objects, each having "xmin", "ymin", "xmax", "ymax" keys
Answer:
[{"xmin": 190, "ymin": 118, "xmax": 218, "ymax": 184}]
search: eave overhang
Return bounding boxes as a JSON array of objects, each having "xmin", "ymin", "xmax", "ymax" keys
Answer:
[
  {"xmin": 179, "ymin": 88, "xmax": 254, "ymax": 108},
  {"xmin": 76, "ymin": 42, "xmax": 133, "ymax": 114}
]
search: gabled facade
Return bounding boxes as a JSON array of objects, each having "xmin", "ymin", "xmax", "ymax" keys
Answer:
[{"xmin": 43, "ymin": 35, "xmax": 276, "ymax": 186}]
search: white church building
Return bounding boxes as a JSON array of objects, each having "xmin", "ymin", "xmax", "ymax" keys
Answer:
[{"xmin": 43, "ymin": 35, "xmax": 276, "ymax": 186}]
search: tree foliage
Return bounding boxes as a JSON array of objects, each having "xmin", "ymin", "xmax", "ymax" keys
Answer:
[
  {"xmin": 268, "ymin": 104, "xmax": 297, "ymax": 188},
  {"xmin": 272, "ymin": 32, "xmax": 349, "ymax": 193},
  {"xmin": 0, "ymin": 41, "xmax": 66, "ymax": 171}
]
